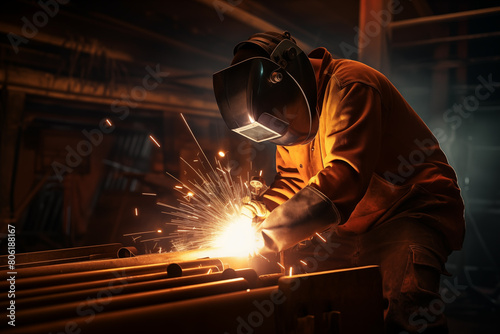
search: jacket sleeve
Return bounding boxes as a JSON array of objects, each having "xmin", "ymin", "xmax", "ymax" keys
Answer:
[
  {"xmin": 308, "ymin": 81, "xmax": 383, "ymax": 223},
  {"xmin": 261, "ymin": 146, "xmax": 307, "ymax": 211}
]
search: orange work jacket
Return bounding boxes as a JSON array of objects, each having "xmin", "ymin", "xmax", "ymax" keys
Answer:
[{"xmin": 261, "ymin": 48, "xmax": 465, "ymax": 251}]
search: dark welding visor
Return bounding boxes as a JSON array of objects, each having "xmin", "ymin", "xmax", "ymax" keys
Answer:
[{"xmin": 213, "ymin": 56, "xmax": 316, "ymax": 146}]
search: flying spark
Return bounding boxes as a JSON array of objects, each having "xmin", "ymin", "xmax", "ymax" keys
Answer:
[
  {"xmin": 149, "ymin": 134, "xmax": 161, "ymax": 148},
  {"xmin": 160, "ymin": 114, "xmax": 263, "ymax": 257},
  {"xmin": 315, "ymin": 232, "xmax": 327, "ymax": 243}
]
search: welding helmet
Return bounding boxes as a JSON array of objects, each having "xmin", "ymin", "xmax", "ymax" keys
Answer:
[{"xmin": 213, "ymin": 31, "xmax": 318, "ymax": 146}]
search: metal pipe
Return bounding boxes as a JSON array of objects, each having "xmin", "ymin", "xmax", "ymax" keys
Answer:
[
  {"xmin": 392, "ymin": 31, "xmax": 500, "ymax": 48},
  {"xmin": 6, "ymin": 251, "xmax": 224, "ymax": 279},
  {"xmin": 13, "ymin": 269, "xmax": 232, "ymax": 309},
  {"xmin": 15, "ymin": 271, "xmax": 169, "ymax": 300},
  {"xmin": 7, "ymin": 286, "xmax": 279, "ymax": 334},
  {"xmin": 11, "ymin": 278, "xmax": 250, "ymax": 329},
  {"xmin": 0, "ymin": 263, "xmax": 168, "ymax": 290},
  {"xmin": 389, "ymin": 6, "xmax": 500, "ymax": 29},
  {"xmin": 15, "ymin": 259, "xmax": 228, "ymax": 299},
  {"xmin": 0, "ymin": 243, "xmax": 123, "ymax": 270}
]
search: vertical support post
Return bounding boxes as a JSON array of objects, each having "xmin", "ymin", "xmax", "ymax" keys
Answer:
[
  {"xmin": 358, "ymin": 0, "xmax": 392, "ymax": 73},
  {"xmin": 0, "ymin": 89, "xmax": 26, "ymax": 232}
]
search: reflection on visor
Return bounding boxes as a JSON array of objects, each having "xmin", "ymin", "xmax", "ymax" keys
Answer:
[{"xmin": 233, "ymin": 122, "xmax": 282, "ymax": 142}]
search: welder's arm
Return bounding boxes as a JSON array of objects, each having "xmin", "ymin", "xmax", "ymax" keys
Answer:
[
  {"xmin": 257, "ymin": 82, "xmax": 383, "ymax": 252},
  {"xmin": 258, "ymin": 185, "xmax": 339, "ymax": 252}
]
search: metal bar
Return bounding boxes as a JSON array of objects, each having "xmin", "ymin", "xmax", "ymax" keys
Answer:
[
  {"xmin": 12, "ymin": 269, "xmax": 230, "ymax": 309},
  {"xmin": 0, "ymin": 243, "xmax": 123, "ymax": 269},
  {"xmin": 0, "ymin": 263, "xmax": 168, "ymax": 290},
  {"xmin": 7, "ymin": 286, "xmax": 279, "ymax": 334},
  {"xmin": 358, "ymin": 0, "xmax": 391, "ymax": 72},
  {"xmin": 390, "ymin": 6, "xmax": 500, "ymax": 29},
  {"xmin": 11, "ymin": 278, "xmax": 250, "ymax": 328},
  {"xmin": 392, "ymin": 31, "xmax": 500, "ymax": 48},
  {"xmin": 7, "ymin": 251, "xmax": 223, "ymax": 279},
  {"xmin": 194, "ymin": 0, "xmax": 313, "ymax": 51},
  {"xmin": 15, "ymin": 271, "xmax": 169, "ymax": 300},
  {"xmin": 0, "ymin": 67, "xmax": 219, "ymax": 118}
]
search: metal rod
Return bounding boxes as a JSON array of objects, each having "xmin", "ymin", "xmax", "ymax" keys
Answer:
[
  {"xmin": 8, "ymin": 286, "xmax": 279, "ymax": 334},
  {"xmin": 12, "ymin": 269, "xmax": 231, "ymax": 309},
  {"xmin": 6, "ymin": 251, "xmax": 223, "ymax": 279},
  {"xmin": 11, "ymin": 278, "xmax": 250, "ymax": 328},
  {"xmin": 390, "ymin": 6, "xmax": 500, "ymax": 29},
  {"xmin": 392, "ymin": 31, "xmax": 500, "ymax": 48},
  {"xmin": 0, "ymin": 263, "xmax": 170, "ymax": 291}
]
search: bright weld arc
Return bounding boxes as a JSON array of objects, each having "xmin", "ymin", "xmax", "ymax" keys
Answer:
[{"xmin": 157, "ymin": 114, "xmax": 262, "ymax": 257}]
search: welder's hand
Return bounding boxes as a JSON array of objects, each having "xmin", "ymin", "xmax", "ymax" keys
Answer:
[
  {"xmin": 259, "ymin": 185, "xmax": 340, "ymax": 252},
  {"xmin": 240, "ymin": 196, "xmax": 270, "ymax": 221}
]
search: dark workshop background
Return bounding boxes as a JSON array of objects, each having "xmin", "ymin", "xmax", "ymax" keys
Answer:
[{"xmin": 1, "ymin": 0, "xmax": 499, "ymax": 332}]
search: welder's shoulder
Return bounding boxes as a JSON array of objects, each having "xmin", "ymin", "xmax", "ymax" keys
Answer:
[{"xmin": 329, "ymin": 58, "xmax": 389, "ymax": 93}]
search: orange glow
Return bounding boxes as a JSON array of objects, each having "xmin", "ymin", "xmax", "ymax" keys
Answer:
[
  {"xmin": 134, "ymin": 208, "xmax": 138, "ymax": 216},
  {"xmin": 218, "ymin": 151, "xmax": 225, "ymax": 158}
]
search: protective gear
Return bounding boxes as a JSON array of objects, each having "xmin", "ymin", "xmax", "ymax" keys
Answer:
[
  {"xmin": 261, "ymin": 47, "xmax": 465, "ymax": 251},
  {"xmin": 258, "ymin": 185, "xmax": 340, "ymax": 252},
  {"xmin": 213, "ymin": 31, "xmax": 318, "ymax": 146},
  {"xmin": 240, "ymin": 197, "xmax": 270, "ymax": 221}
]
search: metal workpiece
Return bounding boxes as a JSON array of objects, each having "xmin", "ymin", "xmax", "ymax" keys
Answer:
[
  {"xmin": 7, "ymin": 277, "xmax": 251, "ymax": 330},
  {"xmin": 0, "ymin": 262, "xmax": 169, "ymax": 290},
  {"xmin": 3, "ymin": 245, "xmax": 384, "ymax": 334},
  {"xmin": 0, "ymin": 243, "xmax": 125, "ymax": 270},
  {"xmin": 8, "ymin": 286, "xmax": 281, "ymax": 334},
  {"xmin": 14, "ymin": 270, "xmax": 170, "ymax": 300},
  {"xmin": 12, "ymin": 269, "xmax": 235, "ymax": 309},
  {"xmin": 1, "ymin": 257, "xmax": 224, "ymax": 291},
  {"xmin": 6, "ymin": 248, "xmax": 224, "ymax": 279},
  {"xmin": 276, "ymin": 265, "xmax": 384, "ymax": 334},
  {"xmin": 166, "ymin": 258, "xmax": 225, "ymax": 277}
]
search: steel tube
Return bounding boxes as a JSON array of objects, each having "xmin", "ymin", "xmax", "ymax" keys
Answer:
[
  {"xmin": 0, "ymin": 263, "xmax": 168, "ymax": 290},
  {"xmin": 6, "ymin": 286, "xmax": 279, "ymax": 334},
  {"xmin": 8, "ymin": 278, "xmax": 250, "ymax": 329},
  {"xmin": 7, "ymin": 250, "xmax": 223, "ymax": 279},
  {"xmin": 390, "ymin": 6, "xmax": 500, "ymax": 29},
  {"xmin": 13, "ymin": 269, "xmax": 234, "ymax": 309}
]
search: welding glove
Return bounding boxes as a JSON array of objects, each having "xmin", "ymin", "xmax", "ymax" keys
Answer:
[
  {"xmin": 258, "ymin": 185, "xmax": 340, "ymax": 252},
  {"xmin": 240, "ymin": 196, "xmax": 270, "ymax": 222}
]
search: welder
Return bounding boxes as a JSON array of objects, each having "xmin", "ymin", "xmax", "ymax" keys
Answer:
[{"xmin": 213, "ymin": 31, "xmax": 465, "ymax": 333}]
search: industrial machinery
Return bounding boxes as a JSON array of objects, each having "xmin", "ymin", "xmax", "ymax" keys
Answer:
[{"xmin": 1, "ymin": 243, "xmax": 384, "ymax": 333}]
